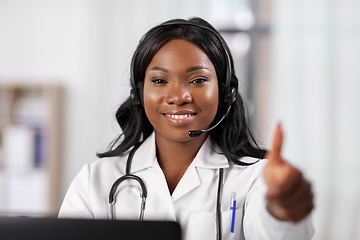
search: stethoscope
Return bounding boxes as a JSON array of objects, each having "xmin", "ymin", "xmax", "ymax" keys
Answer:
[{"xmin": 108, "ymin": 141, "xmax": 225, "ymax": 240}]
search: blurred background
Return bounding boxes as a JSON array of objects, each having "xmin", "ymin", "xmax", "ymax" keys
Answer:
[{"xmin": 0, "ymin": 0, "xmax": 359, "ymax": 239}]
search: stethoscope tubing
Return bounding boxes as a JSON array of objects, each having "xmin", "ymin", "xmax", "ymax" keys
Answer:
[{"xmin": 216, "ymin": 168, "xmax": 224, "ymax": 240}]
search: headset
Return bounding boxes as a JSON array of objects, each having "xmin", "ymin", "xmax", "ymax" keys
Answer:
[
  {"xmin": 129, "ymin": 20, "xmax": 237, "ymax": 133},
  {"xmin": 110, "ymin": 20, "xmax": 236, "ymax": 240}
]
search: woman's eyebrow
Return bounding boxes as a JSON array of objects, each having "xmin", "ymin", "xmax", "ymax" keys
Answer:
[
  {"xmin": 186, "ymin": 65, "xmax": 210, "ymax": 72},
  {"xmin": 148, "ymin": 66, "xmax": 169, "ymax": 73},
  {"xmin": 148, "ymin": 65, "xmax": 209, "ymax": 73}
]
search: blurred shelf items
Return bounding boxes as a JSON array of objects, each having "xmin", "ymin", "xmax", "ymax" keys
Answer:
[{"xmin": 0, "ymin": 83, "xmax": 63, "ymax": 216}]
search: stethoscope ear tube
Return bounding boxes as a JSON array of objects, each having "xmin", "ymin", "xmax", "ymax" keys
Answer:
[
  {"xmin": 109, "ymin": 174, "xmax": 148, "ymax": 220},
  {"xmin": 109, "ymin": 142, "xmax": 148, "ymax": 220},
  {"xmin": 109, "ymin": 175, "xmax": 148, "ymax": 203}
]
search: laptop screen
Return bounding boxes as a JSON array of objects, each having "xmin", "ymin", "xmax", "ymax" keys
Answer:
[{"xmin": 0, "ymin": 217, "xmax": 181, "ymax": 240}]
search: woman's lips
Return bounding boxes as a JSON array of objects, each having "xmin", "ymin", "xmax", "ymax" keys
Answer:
[{"xmin": 162, "ymin": 112, "xmax": 197, "ymax": 125}]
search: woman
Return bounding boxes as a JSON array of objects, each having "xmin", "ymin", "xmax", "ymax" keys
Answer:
[{"xmin": 59, "ymin": 17, "xmax": 314, "ymax": 240}]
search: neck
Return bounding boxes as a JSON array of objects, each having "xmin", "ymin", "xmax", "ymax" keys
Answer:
[{"xmin": 155, "ymin": 132, "xmax": 208, "ymax": 194}]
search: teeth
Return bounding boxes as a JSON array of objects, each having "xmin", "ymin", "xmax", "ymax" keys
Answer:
[{"xmin": 167, "ymin": 114, "xmax": 192, "ymax": 120}]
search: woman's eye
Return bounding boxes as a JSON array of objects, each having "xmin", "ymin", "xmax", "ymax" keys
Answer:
[
  {"xmin": 151, "ymin": 79, "xmax": 167, "ymax": 84},
  {"xmin": 191, "ymin": 78, "xmax": 208, "ymax": 84}
]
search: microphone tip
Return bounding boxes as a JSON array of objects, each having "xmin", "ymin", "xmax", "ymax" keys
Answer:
[{"xmin": 188, "ymin": 130, "xmax": 203, "ymax": 138}]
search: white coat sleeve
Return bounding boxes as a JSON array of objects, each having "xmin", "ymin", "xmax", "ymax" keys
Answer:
[
  {"xmin": 243, "ymin": 162, "xmax": 315, "ymax": 240},
  {"xmin": 58, "ymin": 164, "xmax": 94, "ymax": 218}
]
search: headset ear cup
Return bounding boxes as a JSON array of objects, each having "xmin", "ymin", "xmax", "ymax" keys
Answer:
[
  {"xmin": 230, "ymin": 87, "xmax": 236, "ymax": 103},
  {"xmin": 223, "ymin": 87, "xmax": 236, "ymax": 103},
  {"xmin": 130, "ymin": 81, "xmax": 144, "ymax": 106},
  {"xmin": 130, "ymin": 88, "xmax": 140, "ymax": 106},
  {"xmin": 137, "ymin": 81, "xmax": 144, "ymax": 106}
]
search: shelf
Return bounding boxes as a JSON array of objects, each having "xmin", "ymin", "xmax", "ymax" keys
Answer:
[{"xmin": 0, "ymin": 83, "xmax": 63, "ymax": 216}]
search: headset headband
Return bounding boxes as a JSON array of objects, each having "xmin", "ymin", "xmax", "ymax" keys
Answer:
[{"xmin": 130, "ymin": 20, "xmax": 234, "ymax": 106}]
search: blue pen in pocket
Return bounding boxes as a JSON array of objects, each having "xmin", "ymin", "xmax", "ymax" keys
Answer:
[{"xmin": 230, "ymin": 192, "xmax": 236, "ymax": 233}]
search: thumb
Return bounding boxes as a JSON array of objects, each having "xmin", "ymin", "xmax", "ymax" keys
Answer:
[{"xmin": 269, "ymin": 123, "xmax": 284, "ymax": 163}]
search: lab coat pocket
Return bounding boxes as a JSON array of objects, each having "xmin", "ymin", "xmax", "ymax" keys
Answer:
[
  {"xmin": 188, "ymin": 208, "xmax": 244, "ymax": 240},
  {"xmin": 188, "ymin": 212, "xmax": 216, "ymax": 240},
  {"xmin": 221, "ymin": 207, "xmax": 244, "ymax": 240}
]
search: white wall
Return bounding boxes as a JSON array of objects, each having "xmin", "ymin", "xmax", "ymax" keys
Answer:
[
  {"xmin": 270, "ymin": 0, "xmax": 360, "ymax": 239},
  {"xmin": 0, "ymin": 0, "xmax": 213, "ymax": 202}
]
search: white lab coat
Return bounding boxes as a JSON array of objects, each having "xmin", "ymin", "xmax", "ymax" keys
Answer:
[{"xmin": 59, "ymin": 132, "xmax": 314, "ymax": 240}]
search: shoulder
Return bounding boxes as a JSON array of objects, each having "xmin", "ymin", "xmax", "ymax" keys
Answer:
[
  {"xmin": 225, "ymin": 156, "xmax": 268, "ymax": 184},
  {"xmin": 86, "ymin": 154, "xmax": 128, "ymax": 181},
  {"xmin": 234, "ymin": 156, "xmax": 268, "ymax": 173},
  {"xmin": 78, "ymin": 134, "xmax": 156, "ymax": 184},
  {"xmin": 68, "ymin": 154, "xmax": 128, "ymax": 191}
]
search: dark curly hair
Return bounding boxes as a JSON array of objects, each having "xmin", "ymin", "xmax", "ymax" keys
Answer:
[{"xmin": 97, "ymin": 17, "xmax": 266, "ymax": 165}]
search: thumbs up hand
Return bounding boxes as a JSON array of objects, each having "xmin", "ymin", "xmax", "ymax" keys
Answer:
[{"xmin": 263, "ymin": 124, "xmax": 314, "ymax": 222}]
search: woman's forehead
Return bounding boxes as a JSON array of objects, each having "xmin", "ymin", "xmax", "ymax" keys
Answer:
[{"xmin": 146, "ymin": 39, "xmax": 215, "ymax": 73}]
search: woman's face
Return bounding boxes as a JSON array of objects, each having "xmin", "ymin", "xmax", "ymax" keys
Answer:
[{"xmin": 143, "ymin": 39, "xmax": 219, "ymax": 143}]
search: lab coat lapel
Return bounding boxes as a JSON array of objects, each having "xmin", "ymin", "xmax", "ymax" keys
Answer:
[
  {"xmin": 195, "ymin": 137, "xmax": 229, "ymax": 169},
  {"xmin": 171, "ymin": 160, "xmax": 200, "ymax": 202},
  {"xmin": 144, "ymin": 161, "xmax": 173, "ymax": 202},
  {"xmin": 171, "ymin": 137, "xmax": 229, "ymax": 202},
  {"xmin": 129, "ymin": 133, "xmax": 173, "ymax": 203},
  {"xmin": 129, "ymin": 133, "xmax": 157, "ymax": 174}
]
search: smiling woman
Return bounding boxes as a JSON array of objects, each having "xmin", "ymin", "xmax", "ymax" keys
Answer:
[
  {"xmin": 59, "ymin": 17, "xmax": 314, "ymax": 240},
  {"xmin": 143, "ymin": 39, "xmax": 219, "ymax": 193}
]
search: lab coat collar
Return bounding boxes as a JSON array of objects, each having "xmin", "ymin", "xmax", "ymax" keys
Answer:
[
  {"xmin": 129, "ymin": 132, "xmax": 230, "ymax": 174},
  {"xmin": 194, "ymin": 137, "xmax": 230, "ymax": 169},
  {"xmin": 129, "ymin": 133, "xmax": 157, "ymax": 174}
]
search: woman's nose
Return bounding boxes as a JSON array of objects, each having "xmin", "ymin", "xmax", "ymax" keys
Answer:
[{"xmin": 165, "ymin": 85, "xmax": 192, "ymax": 105}]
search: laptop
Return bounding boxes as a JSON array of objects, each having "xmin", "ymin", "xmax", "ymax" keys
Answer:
[{"xmin": 0, "ymin": 217, "xmax": 182, "ymax": 240}]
